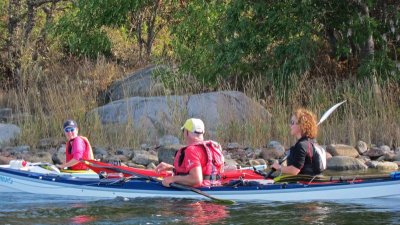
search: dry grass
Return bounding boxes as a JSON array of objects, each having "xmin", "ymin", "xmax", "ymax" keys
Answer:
[{"xmin": 0, "ymin": 56, "xmax": 399, "ymax": 150}]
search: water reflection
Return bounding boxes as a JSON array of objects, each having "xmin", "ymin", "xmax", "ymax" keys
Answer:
[
  {"xmin": 293, "ymin": 202, "xmax": 331, "ymax": 224},
  {"xmin": 1, "ymin": 193, "xmax": 400, "ymax": 225},
  {"xmin": 70, "ymin": 215, "xmax": 95, "ymax": 224},
  {"xmin": 184, "ymin": 201, "xmax": 229, "ymax": 224}
]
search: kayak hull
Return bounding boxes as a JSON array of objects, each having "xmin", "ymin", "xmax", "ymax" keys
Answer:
[{"xmin": 1, "ymin": 167, "xmax": 400, "ymax": 202}]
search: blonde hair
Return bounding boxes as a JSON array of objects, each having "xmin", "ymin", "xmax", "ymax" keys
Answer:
[{"xmin": 293, "ymin": 108, "xmax": 318, "ymax": 139}]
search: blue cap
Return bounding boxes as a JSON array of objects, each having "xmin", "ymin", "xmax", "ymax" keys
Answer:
[{"xmin": 63, "ymin": 120, "xmax": 77, "ymax": 129}]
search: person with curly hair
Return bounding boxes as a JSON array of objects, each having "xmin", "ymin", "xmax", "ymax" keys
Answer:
[{"xmin": 271, "ymin": 108, "xmax": 322, "ymax": 175}]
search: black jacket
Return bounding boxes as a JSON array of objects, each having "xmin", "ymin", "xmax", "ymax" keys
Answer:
[{"xmin": 287, "ymin": 136, "xmax": 317, "ymax": 175}]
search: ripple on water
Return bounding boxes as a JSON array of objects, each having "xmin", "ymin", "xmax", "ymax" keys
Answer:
[{"xmin": 1, "ymin": 193, "xmax": 400, "ymax": 225}]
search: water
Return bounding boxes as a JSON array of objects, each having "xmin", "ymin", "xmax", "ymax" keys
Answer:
[{"xmin": 1, "ymin": 193, "xmax": 400, "ymax": 225}]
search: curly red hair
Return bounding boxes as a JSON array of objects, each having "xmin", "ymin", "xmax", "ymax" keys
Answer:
[{"xmin": 293, "ymin": 108, "xmax": 318, "ymax": 139}]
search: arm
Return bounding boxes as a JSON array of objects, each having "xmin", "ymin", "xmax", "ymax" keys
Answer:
[
  {"xmin": 271, "ymin": 142, "xmax": 306, "ymax": 175},
  {"xmin": 272, "ymin": 162, "xmax": 300, "ymax": 175},
  {"xmin": 58, "ymin": 158, "xmax": 80, "ymax": 169},
  {"xmin": 155, "ymin": 162, "xmax": 174, "ymax": 173},
  {"xmin": 161, "ymin": 166, "xmax": 203, "ymax": 187},
  {"xmin": 57, "ymin": 137, "xmax": 86, "ymax": 169}
]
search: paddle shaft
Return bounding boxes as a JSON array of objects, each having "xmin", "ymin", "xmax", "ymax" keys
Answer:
[
  {"xmin": 274, "ymin": 173, "xmax": 396, "ymax": 183},
  {"xmin": 83, "ymin": 160, "xmax": 235, "ymax": 204}
]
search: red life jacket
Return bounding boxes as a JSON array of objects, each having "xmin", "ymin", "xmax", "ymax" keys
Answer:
[
  {"xmin": 175, "ymin": 140, "xmax": 224, "ymax": 186},
  {"xmin": 65, "ymin": 136, "xmax": 94, "ymax": 170}
]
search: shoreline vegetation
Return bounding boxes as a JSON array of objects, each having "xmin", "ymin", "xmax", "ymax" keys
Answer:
[
  {"xmin": 0, "ymin": 1, "xmax": 399, "ymax": 170},
  {"xmin": 0, "ymin": 57, "xmax": 398, "ymax": 150}
]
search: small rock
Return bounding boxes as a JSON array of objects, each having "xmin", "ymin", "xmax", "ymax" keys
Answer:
[
  {"xmin": 376, "ymin": 161, "xmax": 399, "ymax": 171},
  {"xmin": 355, "ymin": 141, "xmax": 368, "ymax": 154},
  {"xmin": 226, "ymin": 142, "xmax": 241, "ymax": 150},
  {"xmin": 158, "ymin": 135, "xmax": 180, "ymax": 146}
]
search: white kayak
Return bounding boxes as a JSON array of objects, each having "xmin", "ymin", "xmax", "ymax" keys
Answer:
[{"xmin": 0, "ymin": 164, "xmax": 399, "ymax": 202}]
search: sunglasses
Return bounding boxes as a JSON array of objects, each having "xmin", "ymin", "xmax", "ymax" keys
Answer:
[{"xmin": 64, "ymin": 127, "xmax": 76, "ymax": 133}]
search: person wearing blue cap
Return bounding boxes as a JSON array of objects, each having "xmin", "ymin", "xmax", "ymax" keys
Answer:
[{"xmin": 56, "ymin": 120, "xmax": 94, "ymax": 170}]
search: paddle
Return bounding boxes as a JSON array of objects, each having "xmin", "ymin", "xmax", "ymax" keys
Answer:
[
  {"xmin": 265, "ymin": 100, "xmax": 347, "ymax": 179},
  {"xmin": 82, "ymin": 160, "xmax": 235, "ymax": 205},
  {"xmin": 273, "ymin": 171, "xmax": 400, "ymax": 183}
]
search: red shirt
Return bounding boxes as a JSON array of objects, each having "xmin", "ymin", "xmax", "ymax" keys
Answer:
[{"xmin": 174, "ymin": 145, "xmax": 211, "ymax": 186}]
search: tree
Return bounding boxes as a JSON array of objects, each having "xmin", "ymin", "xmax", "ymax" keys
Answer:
[
  {"xmin": 54, "ymin": 0, "xmax": 176, "ymax": 61},
  {"xmin": 1, "ymin": 0, "xmax": 71, "ymax": 89},
  {"xmin": 170, "ymin": 0, "xmax": 400, "ymax": 85}
]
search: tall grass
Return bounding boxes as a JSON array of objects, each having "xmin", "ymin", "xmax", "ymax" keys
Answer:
[{"xmin": 0, "ymin": 58, "xmax": 399, "ymax": 150}]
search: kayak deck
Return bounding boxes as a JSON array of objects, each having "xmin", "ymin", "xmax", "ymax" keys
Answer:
[{"xmin": 1, "ymin": 166, "xmax": 400, "ymax": 202}]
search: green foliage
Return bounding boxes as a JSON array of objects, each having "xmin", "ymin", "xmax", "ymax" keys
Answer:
[
  {"xmin": 171, "ymin": 1, "xmax": 226, "ymax": 83},
  {"xmin": 171, "ymin": 0, "xmax": 400, "ymax": 87},
  {"xmin": 171, "ymin": 1, "xmax": 320, "ymax": 85},
  {"xmin": 0, "ymin": 0, "xmax": 7, "ymax": 47},
  {"xmin": 53, "ymin": 0, "xmax": 145, "ymax": 58},
  {"xmin": 52, "ymin": 2, "xmax": 110, "ymax": 58}
]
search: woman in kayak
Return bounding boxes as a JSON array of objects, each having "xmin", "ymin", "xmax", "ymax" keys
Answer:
[
  {"xmin": 155, "ymin": 118, "xmax": 224, "ymax": 187},
  {"xmin": 56, "ymin": 120, "xmax": 94, "ymax": 170},
  {"xmin": 271, "ymin": 108, "xmax": 324, "ymax": 176}
]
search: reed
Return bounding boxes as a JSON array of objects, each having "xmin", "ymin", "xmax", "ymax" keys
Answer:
[{"xmin": 0, "ymin": 59, "xmax": 399, "ymax": 150}]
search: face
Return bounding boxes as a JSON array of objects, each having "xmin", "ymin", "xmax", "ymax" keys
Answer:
[
  {"xmin": 290, "ymin": 115, "xmax": 302, "ymax": 139},
  {"xmin": 64, "ymin": 126, "xmax": 78, "ymax": 140}
]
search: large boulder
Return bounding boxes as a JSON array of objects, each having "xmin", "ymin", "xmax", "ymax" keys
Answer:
[
  {"xmin": 0, "ymin": 123, "xmax": 21, "ymax": 146},
  {"xmin": 88, "ymin": 91, "xmax": 272, "ymax": 141},
  {"xmin": 101, "ymin": 65, "xmax": 165, "ymax": 103}
]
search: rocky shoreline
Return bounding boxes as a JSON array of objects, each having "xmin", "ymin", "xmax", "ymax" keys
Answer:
[{"xmin": 1, "ymin": 132, "xmax": 399, "ymax": 173}]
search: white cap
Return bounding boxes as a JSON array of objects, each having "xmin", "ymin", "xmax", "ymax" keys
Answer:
[{"xmin": 181, "ymin": 118, "xmax": 205, "ymax": 134}]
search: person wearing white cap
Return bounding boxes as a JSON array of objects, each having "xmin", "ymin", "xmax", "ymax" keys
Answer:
[{"xmin": 155, "ymin": 118, "xmax": 224, "ymax": 187}]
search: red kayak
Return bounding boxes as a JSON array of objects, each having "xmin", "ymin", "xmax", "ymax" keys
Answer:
[{"xmin": 83, "ymin": 159, "xmax": 266, "ymax": 184}]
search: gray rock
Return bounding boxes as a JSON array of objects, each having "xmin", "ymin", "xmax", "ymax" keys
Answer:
[
  {"xmin": 140, "ymin": 143, "xmax": 152, "ymax": 150},
  {"xmin": 365, "ymin": 160, "xmax": 379, "ymax": 168},
  {"xmin": 53, "ymin": 145, "xmax": 66, "ymax": 164},
  {"xmin": 157, "ymin": 144, "xmax": 183, "ymax": 165},
  {"xmin": 356, "ymin": 155, "xmax": 371, "ymax": 164},
  {"xmin": 267, "ymin": 141, "xmax": 282, "ymax": 148},
  {"xmin": 256, "ymin": 158, "xmax": 267, "ymax": 165},
  {"xmin": 355, "ymin": 141, "xmax": 368, "ymax": 154},
  {"xmin": 132, "ymin": 151, "xmax": 158, "ymax": 166},
  {"xmin": 326, "ymin": 144, "xmax": 359, "ymax": 157},
  {"xmin": 226, "ymin": 142, "xmax": 241, "ymax": 150},
  {"xmin": 37, "ymin": 138, "xmax": 60, "ymax": 149},
  {"xmin": 147, "ymin": 162, "xmax": 157, "ymax": 169},
  {"xmin": 10, "ymin": 145, "xmax": 30, "ymax": 154},
  {"xmin": 224, "ymin": 159, "xmax": 239, "ymax": 170},
  {"xmin": 115, "ymin": 148, "xmax": 133, "ymax": 157},
  {"xmin": 0, "ymin": 108, "xmax": 12, "ymax": 122},
  {"xmin": 88, "ymin": 91, "xmax": 271, "ymax": 141},
  {"xmin": 27, "ymin": 151, "xmax": 52, "ymax": 163},
  {"xmin": 0, "ymin": 123, "xmax": 20, "ymax": 146},
  {"xmin": 260, "ymin": 145, "xmax": 285, "ymax": 161},
  {"xmin": 93, "ymin": 146, "xmax": 109, "ymax": 157},
  {"xmin": 327, "ymin": 156, "xmax": 368, "ymax": 171},
  {"xmin": 379, "ymin": 145, "xmax": 391, "ymax": 154},
  {"xmin": 101, "ymin": 65, "xmax": 167, "ymax": 102},
  {"xmin": 375, "ymin": 161, "xmax": 399, "ymax": 171},
  {"xmin": 158, "ymin": 135, "xmax": 180, "ymax": 146},
  {"xmin": 363, "ymin": 146, "xmax": 385, "ymax": 159}
]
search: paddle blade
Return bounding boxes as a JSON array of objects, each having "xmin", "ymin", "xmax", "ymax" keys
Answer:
[{"xmin": 317, "ymin": 100, "xmax": 346, "ymax": 126}]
